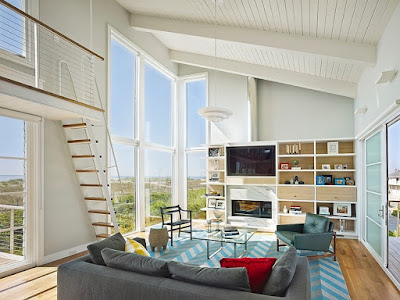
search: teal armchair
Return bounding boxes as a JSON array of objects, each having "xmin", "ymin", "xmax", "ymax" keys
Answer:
[{"xmin": 276, "ymin": 213, "xmax": 336, "ymax": 261}]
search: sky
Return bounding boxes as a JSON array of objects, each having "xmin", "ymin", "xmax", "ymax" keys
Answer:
[
  {"xmin": 0, "ymin": 116, "xmax": 25, "ymax": 177},
  {"xmin": 388, "ymin": 119, "xmax": 400, "ymax": 174}
]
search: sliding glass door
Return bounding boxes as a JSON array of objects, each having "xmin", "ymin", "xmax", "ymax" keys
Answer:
[
  {"xmin": 364, "ymin": 130, "xmax": 386, "ymax": 261},
  {"xmin": 387, "ymin": 117, "xmax": 400, "ymax": 281}
]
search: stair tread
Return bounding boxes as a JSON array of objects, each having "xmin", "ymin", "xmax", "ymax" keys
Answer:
[
  {"xmin": 72, "ymin": 155, "xmax": 95, "ymax": 158},
  {"xmin": 88, "ymin": 210, "xmax": 110, "ymax": 214},
  {"xmin": 76, "ymin": 170, "xmax": 98, "ymax": 173},
  {"xmin": 92, "ymin": 222, "xmax": 114, "ymax": 227},
  {"xmin": 84, "ymin": 197, "xmax": 106, "ymax": 201},
  {"xmin": 68, "ymin": 139, "xmax": 91, "ymax": 144},
  {"xmin": 63, "ymin": 123, "xmax": 87, "ymax": 129},
  {"xmin": 96, "ymin": 234, "xmax": 111, "ymax": 239},
  {"xmin": 80, "ymin": 184, "xmax": 102, "ymax": 187}
]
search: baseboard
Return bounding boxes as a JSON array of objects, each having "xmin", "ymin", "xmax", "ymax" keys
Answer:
[
  {"xmin": 39, "ymin": 242, "xmax": 92, "ymax": 265},
  {"xmin": 361, "ymin": 239, "xmax": 400, "ymax": 290}
]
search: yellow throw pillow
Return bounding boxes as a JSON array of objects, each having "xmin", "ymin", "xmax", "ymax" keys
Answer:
[{"xmin": 125, "ymin": 238, "xmax": 150, "ymax": 257}]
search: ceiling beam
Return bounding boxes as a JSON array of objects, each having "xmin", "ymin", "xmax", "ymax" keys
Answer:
[
  {"xmin": 131, "ymin": 14, "xmax": 376, "ymax": 66},
  {"xmin": 170, "ymin": 50, "xmax": 357, "ymax": 98}
]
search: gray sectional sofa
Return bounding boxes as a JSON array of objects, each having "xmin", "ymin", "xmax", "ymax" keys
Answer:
[{"xmin": 57, "ymin": 254, "xmax": 311, "ymax": 300}]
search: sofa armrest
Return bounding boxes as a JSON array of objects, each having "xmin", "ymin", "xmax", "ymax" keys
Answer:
[
  {"xmin": 284, "ymin": 257, "xmax": 311, "ymax": 300},
  {"xmin": 293, "ymin": 232, "xmax": 333, "ymax": 251},
  {"xmin": 276, "ymin": 223, "xmax": 304, "ymax": 233}
]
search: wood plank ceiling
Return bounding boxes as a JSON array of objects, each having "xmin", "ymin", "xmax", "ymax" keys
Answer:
[{"xmin": 117, "ymin": 0, "xmax": 400, "ymax": 98}]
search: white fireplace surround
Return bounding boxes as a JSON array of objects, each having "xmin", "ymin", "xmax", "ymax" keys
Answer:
[{"xmin": 227, "ymin": 186, "xmax": 278, "ymax": 232}]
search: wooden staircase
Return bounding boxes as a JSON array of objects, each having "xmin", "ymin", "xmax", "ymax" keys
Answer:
[{"xmin": 63, "ymin": 119, "xmax": 119, "ymax": 239}]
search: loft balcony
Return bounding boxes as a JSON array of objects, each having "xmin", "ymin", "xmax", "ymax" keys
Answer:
[{"xmin": 0, "ymin": 1, "xmax": 104, "ymax": 121}]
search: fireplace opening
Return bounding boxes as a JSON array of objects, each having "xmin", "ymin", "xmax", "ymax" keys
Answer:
[{"xmin": 232, "ymin": 200, "xmax": 272, "ymax": 218}]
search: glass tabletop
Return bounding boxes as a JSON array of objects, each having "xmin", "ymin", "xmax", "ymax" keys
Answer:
[{"xmin": 192, "ymin": 228, "xmax": 255, "ymax": 244}]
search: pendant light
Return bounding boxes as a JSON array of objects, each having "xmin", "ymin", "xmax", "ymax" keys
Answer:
[{"xmin": 198, "ymin": 0, "xmax": 232, "ymax": 122}]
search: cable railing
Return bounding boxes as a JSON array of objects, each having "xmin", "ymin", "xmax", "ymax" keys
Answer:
[
  {"xmin": 0, "ymin": 0, "xmax": 104, "ymax": 110},
  {"xmin": 0, "ymin": 204, "xmax": 24, "ymax": 257}
]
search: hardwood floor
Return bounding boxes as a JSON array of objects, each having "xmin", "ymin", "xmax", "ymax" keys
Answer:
[
  {"xmin": 0, "ymin": 238, "xmax": 398, "ymax": 299},
  {"xmin": 336, "ymin": 239, "xmax": 399, "ymax": 299}
]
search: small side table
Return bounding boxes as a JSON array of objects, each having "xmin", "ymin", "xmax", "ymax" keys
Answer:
[{"xmin": 149, "ymin": 227, "xmax": 169, "ymax": 252}]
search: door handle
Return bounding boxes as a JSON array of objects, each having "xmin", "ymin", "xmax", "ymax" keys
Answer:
[{"xmin": 378, "ymin": 205, "xmax": 385, "ymax": 219}]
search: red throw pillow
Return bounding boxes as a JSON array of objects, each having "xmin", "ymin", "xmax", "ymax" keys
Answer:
[{"xmin": 220, "ymin": 257, "xmax": 276, "ymax": 293}]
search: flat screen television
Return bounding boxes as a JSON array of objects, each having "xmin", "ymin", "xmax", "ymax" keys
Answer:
[{"xmin": 226, "ymin": 146, "xmax": 276, "ymax": 176}]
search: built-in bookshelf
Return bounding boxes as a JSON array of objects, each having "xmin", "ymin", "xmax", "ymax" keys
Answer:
[
  {"xmin": 276, "ymin": 139, "xmax": 358, "ymax": 237},
  {"xmin": 202, "ymin": 145, "xmax": 227, "ymax": 223}
]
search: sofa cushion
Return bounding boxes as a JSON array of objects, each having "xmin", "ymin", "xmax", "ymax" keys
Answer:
[
  {"xmin": 168, "ymin": 260, "xmax": 250, "ymax": 292},
  {"xmin": 220, "ymin": 257, "xmax": 276, "ymax": 293},
  {"xmin": 262, "ymin": 246, "xmax": 297, "ymax": 296},
  {"xmin": 101, "ymin": 248, "xmax": 170, "ymax": 277},
  {"xmin": 126, "ymin": 238, "xmax": 150, "ymax": 256},
  {"xmin": 303, "ymin": 213, "xmax": 329, "ymax": 234},
  {"xmin": 87, "ymin": 233, "xmax": 125, "ymax": 265}
]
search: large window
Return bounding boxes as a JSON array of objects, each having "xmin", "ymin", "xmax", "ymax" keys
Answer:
[
  {"xmin": 0, "ymin": 0, "xmax": 27, "ymax": 57},
  {"xmin": 185, "ymin": 77, "xmax": 207, "ymax": 219},
  {"xmin": 144, "ymin": 61, "xmax": 175, "ymax": 227},
  {"xmin": 110, "ymin": 31, "xmax": 176, "ymax": 231},
  {"xmin": 110, "ymin": 36, "xmax": 137, "ymax": 233},
  {"xmin": 0, "ymin": 115, "xmax": 26, "ymax": 265},
  {"xmin": 144, "ymin": 62, "xmax": 173, "ymax": 147}
]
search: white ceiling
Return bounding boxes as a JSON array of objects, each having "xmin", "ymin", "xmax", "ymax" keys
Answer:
[{"xmin": 117, "ymin": 0, "xmax": 400, "ymax": 98}]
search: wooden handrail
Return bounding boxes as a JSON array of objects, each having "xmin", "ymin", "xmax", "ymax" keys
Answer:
[{"xmin": 0, "ymin": 0, "xmax": 104, "ymax": 61}]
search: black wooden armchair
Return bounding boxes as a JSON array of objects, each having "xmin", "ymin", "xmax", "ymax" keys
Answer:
[{"xmin": 160, "ymin": 205, "xmax": 192, "ymax": 246}]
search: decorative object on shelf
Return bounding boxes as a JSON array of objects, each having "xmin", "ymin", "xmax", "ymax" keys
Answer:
[
  {"xmin": 342, "ymin": 164, "xmax": 348, "ymax": 169},
  {"xmin": 289, "ymin": 206, "xmax": 302, "ymax": 215},
  {"xmin": 208, "ymin": 198, "xmax": 217, "ymax": 208},
  {"xmin": 213, "ymin": 211, "xmax": 223, "ymax": 220},
  {"xmin": 292, "ymin": 159, "xmax": 301, "ymax": 170},
  {"xmin": 212, "ymin": 159, "xmax": 219, "ymax": 170},
  {"xmin": 294, "ymin": 176, "xmax": 299, "ymax": 184},
  {"xmin": 327, "ymin": 142, "xmax": 339, "ymax": 154},
  {"xmin": 216, "ymin": 200, "xmax": 225, "ymax": 209},
  {"xmin": 285, "ymin": 143, "xmax": 302, "ymax": 154},
  {"xmin": 322, "ymin": 164, "xmax": 331, "ymax": 170},
  {"xmin": 209, "ymin": 172, "xmax": 220, "ymax": 181},
  {"xmin": 299, "ymin": 181, "xmax": 304, "ymax": 184},
  {"xmin": 284, "ymin": 181, "xmax": 290, "ymax": 184},
  {"xmin": 316, "ymin": 175, "xmax": 325, "ymax": 185},
  {"xmin": 206, "ymin": 191, "xmax": 221, "ymax": 197},
  {"xmin": 324, "ymin": 175, "xmax": 333, "ymax": 185},
  {"xmin": 280, "ymin": 163, "xmax": 289, "ymax": 170},
  {"xmin": 283, "ymin": 205, "xmax": 288, "ymax": 214},
  {"xmin": 208, "ymin": 148, "xmax": 221, "ymax": 157},
  {"xmin": 333, "ymin": 203, "xmax": 352, "ymax": 217},
  {"xmin": 290, "ymin": 177, "xmax": 294, "ymax": 184},
  {"xmin": 339, "ymin": 219, "xmax": 347, "ymax": 232},
  {"xmin": 334, "ymin": 164, "xmax": 343, "ymax": 169},
  {"xmin": 346, "ymin": 179, "xmax": 355, "ymax": 185},
  {"xmin": 334, "ymin": 178, "xmax": 345, "ymax": 185},
  {"xmin": 197, "ymin": 0, "xmax": 232, "ymax": 123},
  {"xmin": 319, "ymin": 206, "xmax": 330, "ymax": 215}
]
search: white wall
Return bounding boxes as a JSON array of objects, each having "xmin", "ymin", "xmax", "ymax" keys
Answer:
[
  {"xmin": 39, "ymin": 0, "xmax": 178, "ymax": 257},
  {"xmin": 354, "ymin": 4, "xmax": 400, "ymax": 136},
  {"xmin": 258, "ymin": 81, "xmax": 354, "ymax": 141},
  {"xmin": 179, "ymin": 64, "xmax": 249, "ymax": 143}
]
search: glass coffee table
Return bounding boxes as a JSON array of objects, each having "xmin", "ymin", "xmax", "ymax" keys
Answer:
[{"xmin": 192, "ymin": 228, "xmax": 255, "ymax": 259}]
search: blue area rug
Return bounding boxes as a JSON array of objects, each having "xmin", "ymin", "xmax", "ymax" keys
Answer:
[{"xmin": 148, "ymin": 234, "xmax": 350, "ymax": 300}]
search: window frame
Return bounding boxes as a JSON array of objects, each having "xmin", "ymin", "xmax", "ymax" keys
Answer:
[
  {"xmin": 0, "ymin": 0, "xmax": 38, "ymax": 68},
  {"xmin": 182, "ymin": 73, "xmax": 208, "ymax": 218},
  {"xmin": 108, "ymin": 26, "xmax": 178, "ymax": 232}
]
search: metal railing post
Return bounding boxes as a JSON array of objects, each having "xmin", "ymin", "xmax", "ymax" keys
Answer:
[
  {"xmin": 33, "ymin": 22, "xmax": 39, "ymax": 89},
  {"xmin": 10, "ymin": 208, "xmax": 14, "ymax": 254}
]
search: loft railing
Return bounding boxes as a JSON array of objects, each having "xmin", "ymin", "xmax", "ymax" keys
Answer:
[{"xmin": 0, "ymin": 0, "xmax": 104, "ymax": 110}]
